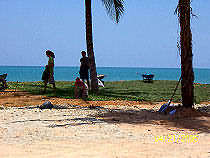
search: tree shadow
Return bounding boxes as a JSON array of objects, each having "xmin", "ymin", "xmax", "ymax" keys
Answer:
[
  {"xmin": 9, "ymin": 106, "xmax": 105, "ymax": 127},
  {"xmin": 98, "ymin": 87, "xmax": 182, "ymax": 102},
  {"xmin": 196, "ymin": 104, "xmax": 210, "ymax": 113},
  {"xmin": 17, "ymin": 82, "xmax": 75, "ymax": 99},
  {"xmin": 88, "ymin": 106, "xmax": 210, "ymax": 133},
  {"xmin": 9, "ymin": 105, "xmax": 210, "ymax": 133}
]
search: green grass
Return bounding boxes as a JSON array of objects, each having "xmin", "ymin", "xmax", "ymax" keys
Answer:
[{"xmin": 7, "ymin": 80, "xmax": 210, "ymax": 103}]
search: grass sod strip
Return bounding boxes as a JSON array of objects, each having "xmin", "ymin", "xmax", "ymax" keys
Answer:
[{"xmin": 7, "ymin": 80, "xmax": 210, "ymax": 103}]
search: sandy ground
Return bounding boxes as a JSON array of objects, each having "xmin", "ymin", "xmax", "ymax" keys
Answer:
[{"xmin": 0, "ymin": 90, "xmax": 210, "ymax": 158}]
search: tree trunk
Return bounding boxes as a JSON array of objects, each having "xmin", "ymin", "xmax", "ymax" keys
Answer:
[
  {"xmin": 85, "ymin": 0, "xmax": 98, "ymax": 91},
  {"xmin": 179, "ymin": 0, "xmax": 194, "ymax": 107}
]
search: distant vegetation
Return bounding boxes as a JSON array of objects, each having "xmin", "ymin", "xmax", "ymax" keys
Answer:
[{"xmin": 8, "ymin": 80, "xmax": 210, "ymax": 103}]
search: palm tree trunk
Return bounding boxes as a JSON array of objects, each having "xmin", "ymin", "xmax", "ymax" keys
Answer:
[
  {"xmin": 85, "ymin": 0, "xmax": 98, "ymax": 91},
  {"xmin": 179, "ymin": 0, "xmax": 194, "ymax": 107}
]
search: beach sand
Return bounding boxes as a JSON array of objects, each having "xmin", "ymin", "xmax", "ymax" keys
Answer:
[{"xmin": 0, "ymin": 91, "xmax": 210, "ymax": 158}]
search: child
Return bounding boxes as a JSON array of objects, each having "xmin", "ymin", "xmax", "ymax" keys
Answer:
[{"xmin": 74, "ymin": 77, "xmax": 88, "ymax": 99}]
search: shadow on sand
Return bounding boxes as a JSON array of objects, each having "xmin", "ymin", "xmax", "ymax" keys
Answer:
[
  {"xmin": 88, "ymin": 106, "xmax": 210, "ymax": 133},
  {"xmin": 10, "ymin": 104, "xmax": 210, "ymax": 134}
]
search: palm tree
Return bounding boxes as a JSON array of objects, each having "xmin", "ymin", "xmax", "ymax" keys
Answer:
[
  {"xmin": 84, "ymin": 0, "xmax": 124, "ymax": 92},
  {"xmin": 176, "ymin": 0, "xmax": 194, "ymax": 108}
]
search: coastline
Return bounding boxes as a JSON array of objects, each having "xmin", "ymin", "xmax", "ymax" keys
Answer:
[{"xmin": 0, "ymin": 66, "xmax": 210, "ymax": 83}]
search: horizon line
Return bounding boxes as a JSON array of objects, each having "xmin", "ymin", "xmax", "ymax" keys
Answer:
[{"xmin": 0, "ymin": 65, "xmax": 209, "ymax": 69}]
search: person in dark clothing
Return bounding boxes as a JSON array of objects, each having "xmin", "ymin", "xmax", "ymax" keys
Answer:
[
  {"xmin": 0, "ymin": 73, "xmax": 8, "ymax": 90},
  {"xmin": 42, "ymin": 50, "xmax": 56, "ymax": 93},
  {"xmin": 79, "ymin": 51, "xmax": 90, "ymax": 88}
]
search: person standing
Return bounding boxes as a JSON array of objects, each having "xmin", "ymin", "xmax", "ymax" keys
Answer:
[
  {"xmin": 79, "ymin": 51, "xmax": 90, "ymax": 88},
  {"xmin": 43, "ymin": 50, "xmax": 56, "ymax": 93}
]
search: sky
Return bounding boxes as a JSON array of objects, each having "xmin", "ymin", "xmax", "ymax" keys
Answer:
[{"xmin": 0, "ymin": 0, "xmax": 209, "ymax": 68}]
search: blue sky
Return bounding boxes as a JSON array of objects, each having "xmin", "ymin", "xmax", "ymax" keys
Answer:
[{"xmin": 0, "ymin": 0, "xmax": 209, "ymax": 68}]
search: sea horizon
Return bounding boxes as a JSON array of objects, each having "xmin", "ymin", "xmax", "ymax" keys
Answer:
[
  {"xmin": 0, "ymin": 66, "xmax": 210, "ymax": 84},
  {"xmin": 0, "ymin": 65, "xmax": 210, "ymax": 69}
]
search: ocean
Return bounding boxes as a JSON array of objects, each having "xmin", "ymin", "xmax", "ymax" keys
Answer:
[{"xmin": 0, "ymin": 66, "xmax": 210, "ymax": 84}]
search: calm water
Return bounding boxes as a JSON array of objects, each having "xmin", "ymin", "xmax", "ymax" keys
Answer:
[{"xmin": 0, "ymin": 66, "xmax": 210, "ymax": 84}]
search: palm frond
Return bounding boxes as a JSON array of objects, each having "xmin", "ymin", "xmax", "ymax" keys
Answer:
[{"xmin": 101, "ymin": 0, "xmax": 124, "ymax": 23}]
